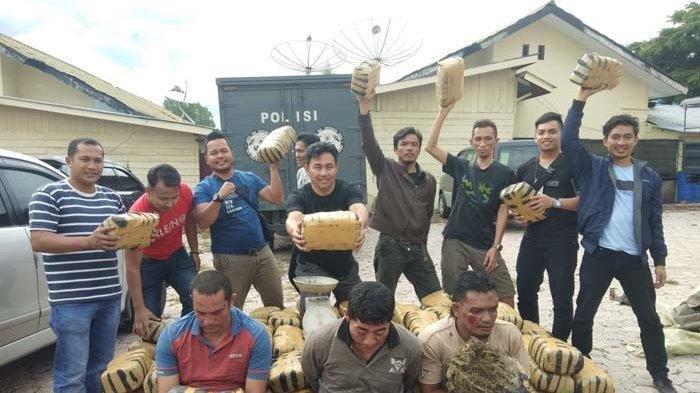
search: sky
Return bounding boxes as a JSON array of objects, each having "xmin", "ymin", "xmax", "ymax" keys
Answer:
[{"xmin": 0, "ymin": 0, "xmax": 691, "ymax": 127}]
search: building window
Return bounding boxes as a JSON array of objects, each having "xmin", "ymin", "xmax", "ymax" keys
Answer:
[
  {"xmin": 538, "ymin": 45, "xmax": 545, "ymax": 60},
  {"xmin": 522, "ymin": 44, "xmax": 530, "ymax": 56}
]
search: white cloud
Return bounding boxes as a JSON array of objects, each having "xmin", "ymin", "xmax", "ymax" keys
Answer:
[{"xmin": 0, "ymin": 0, "xmax": 689, "ymax": 126}]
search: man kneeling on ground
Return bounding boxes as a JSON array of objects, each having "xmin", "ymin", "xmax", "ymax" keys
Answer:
[
  {"xmin": 302, "ymin": 281, "xmax": 421, "ymax": 393},
  {"xmin": 418, "ymin": 271, "xmax": 529, "ymax": 393},
  {"xmin": 155, "ymin": 270, "xmax": 271, "ymax": 393}
]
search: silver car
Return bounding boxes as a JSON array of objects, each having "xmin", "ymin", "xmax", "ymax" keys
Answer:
[{"xmin": 0, "ymin": 149, "xmax": 130, "ymax": 367}]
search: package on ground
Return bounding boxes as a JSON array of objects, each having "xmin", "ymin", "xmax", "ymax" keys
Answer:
[
  {"xmin": 520, "ymin": 320, "xmax": 550, "ymax": 337},
  {"xmin": 273, "ymin": 325, "xmax": 305, "ymax": 358},
  {"xmin": 269, "ymin": 310, "xmax": 302, "ymax": 329},
  {"xmin": 100, "ymin": 212, "xmax": 159, "ymax": 249},
  {"xmin": 529, "ymin": 358, "xmax": 575, "ymax": 393},
  {"xmin": 497, "ymin": 302, "xmax": 524, "ymax": 330},
  {"xmin": 403, "ymin": 309, "xmax": 439, "ymax": 335},
  {"xmin": 420, "ymin": 290, "xmax": 453, "ymax": 308},
  {"xmin": 301, "ymin": 211, "xmax": 361, "ymax": 251},
  {"xmin": 528, "ymin": 335, "xmax": 584, "ymax": 375},
  {"xmin": 269, "ymin": 351, "xmax": 308, "ymax": 393},
  {"xmin": 393, "ymin": 303, "xmax": 420, "ymax": 325},
  {"xmin": 256, "ymin": 126, "xmax": 297, "ymax": 164},
  {"xmin": 424, "ymin": 305, "xmax": 451, "ymax": 319},
  {"xmin": 139, "ymin": 321, "xmax": 166, "ymax": 344},
  {"xmin": 126, "ymin": 340, "xmax": 156, "ymax": 359},
  {"xmin": 572, "ymin": 357, "xmax": 615, "ymax": 393},
  {"xmin": 100, "ymin": 347, "xmax": 152, "ymax": 393},
  {"xmin": 142, "ymin": 362, "xmax": 157, "ymax": 393},
  {"xmin": 436, "ymin": 57, "xmax": 465, "ymax": 108},
  {"xmin": 250, "ymin": 306, "xmax": 282, "ymax": 323},
  {"xmin": 569, "ymin": 52, "xmax": 623, "ymax": 90}
]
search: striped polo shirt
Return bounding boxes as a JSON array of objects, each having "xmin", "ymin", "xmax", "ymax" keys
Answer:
[
  {"xmin": 28, "ymin": 179, "xmax": 124, "ymax": 305},
  {"xmin": 156, "ymin": 307, "xmax": 272, "ymax": 390}
]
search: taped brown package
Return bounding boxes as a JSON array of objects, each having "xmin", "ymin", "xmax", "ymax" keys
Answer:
[
  {"xmin": 436, "ymin": 57, "xmax": 465, "ymax": 108},
  {"xmin": 100, "ymin": 212, "xmax": 159, "ymax": 250},
  {"xmin": 351, "ymin": 60, "xmax": 381, "ymax": 99},
  {"xmin": 569, "ymin": 52, "xmax": 623, "ymax": 90},
  {"xmin": 302, "ymin": 211, "xmax": 360, "ymax": 251},
  {"xmin": 500, "ymin": 182, "xmax": 546, "ymax": 223},
  {"xmin": 256, "ymin": 126, "xmax": 297, "ymax": 164}
]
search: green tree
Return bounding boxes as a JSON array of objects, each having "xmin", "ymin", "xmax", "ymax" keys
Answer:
[
  {"xmin": 163, "ymin": 97, "xmax": 215, "ymax": 127},
  {"xmin": 628, "ymin": 2, "xmax": 700, "ymax": 101}
]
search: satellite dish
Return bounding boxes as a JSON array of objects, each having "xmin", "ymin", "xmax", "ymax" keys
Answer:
[
  {"xmin": 332, "ymin": 18, "xmax": 422, "ymax": 66},
  {"xmin": 271, "ymin": 35, "xmax": 346, "ymax": 75}
]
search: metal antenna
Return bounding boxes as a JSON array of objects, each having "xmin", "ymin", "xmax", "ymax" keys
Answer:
[
  {"xmin": 271, "ymin": 35, "xmax": 346, "ymax": 75},
  {"xmin": 332, "ymin": 18, "xmax": 422, "ymax": 66}
]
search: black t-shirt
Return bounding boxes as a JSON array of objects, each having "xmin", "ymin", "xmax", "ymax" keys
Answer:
[
  {"xmin": 285, "ymin": 179, "xmax": 364, "ymax": 276},
  {"xmin": 443, "ymin": 154, "xmax": 515, "ymax": 249},
  {"xmin": 515, "ymin": 154, "xmax": 578, "ymax": 240}
]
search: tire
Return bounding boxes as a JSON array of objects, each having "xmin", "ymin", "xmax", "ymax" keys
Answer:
[{"xmin": 438, "ymin": 192, "xmax": 451, "ymax": 219}]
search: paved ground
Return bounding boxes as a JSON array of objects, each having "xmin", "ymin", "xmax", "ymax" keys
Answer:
[{"xmin": 2, "ymin": 206, "xmax": 699, "ymax": 392}]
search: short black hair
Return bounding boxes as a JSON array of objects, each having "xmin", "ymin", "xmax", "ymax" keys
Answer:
[
  {"xmin": 393, "ymin": 126, "xmax": 423, "ymax": 149},
  {"xmin": 450, "ymin": 271, "xmax": 497, "ymax": 302},
  {"xmin": 534, "ymin": 112, "xmax": 563, "ymax": 129},
  {"xmin": 306, "ymin": 141, "xmax": 338, "ymax": 164},
  {"xmin": 147, "ymin": 164, "xmax": 181, "ymax": 188},
  {"xmin": 67, "ymin": 137, "xmax": 104, "ymax": 157},
  {"xmin": 347, "ymin": 282, "xmax": 395, "ymax": 324},
  {"xmin": 296, "ymin": 133, "xmax": 320, "ymax": 147},
  {"xmin": 190, "ymin": 270, "xmax": 233, "ymax": 299},
  {"xmin": 205, "ymin": 130, "xmax": 227, "ymax": 149},
  {"xmin": 472, "ymin": 119, "xmax": 498, "ymax": 138},
  {"xmin": 602, "ymin": 114, "xmax": 639, "ymax": 138}
]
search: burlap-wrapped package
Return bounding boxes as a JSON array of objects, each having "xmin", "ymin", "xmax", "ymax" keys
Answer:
[
  {"xmin": 168, "ymin": 387, "xmax": 243, "ymax": 393},
  {"xmin": 393, "ymin": 303, "xmax": 420, "ymax": 325},
  {"xmin": 500, "ymin": 182, "xmax": 545, "ymax": 223},
  {"xmin": 572, "ymin": 357, "xmax": 616, "ymax": 393},
  {"xmin": 445, "ymin": 338, "xmax": 526, "ymax": 393},
  {"xmin": 420, "ymin": 290, "xmax": 453, "ymax": 308},
  {"xmin": 338, "ymin": 300, "xmax": 349, "ymax": 317},
  {"xmin": 250, "ymin": 306, "xmax": 282, "ymax": 323},
  {"xmin": 529, "ymin": 335, "xmax": 584, "ymax": 375},
  {"xmin": 569, "ymin": 52, "xmax": 623, "ymax": 90},
  {"xmin": 272, "ymin": 325, "xmax": 305, "ymax": 358},
  {"xmin": 529, "ymin": 358, "xmax": 575, "ymax": 393},
  {"xmin": 100, "ymin": 212, "xmax": 159, "ymax": 249},
  {"xmin": 256, "ymin": 126, "xmax": 297, "ymax": 164},
  {"xmin": 269, "ymin": 310, "xmax": 302, "ymax": 329},
  {"xmin": 497, "ymin": 302, "xmax": 524, "ymax": 330},
  {"xmin": 302, "ymin": 211, "xmax": 361, "ymax": 251},
  {"xmin": 403, "ymin": 309, "xmax": 439, "ymax": 335},
  {"xmin": 424, "ymin": 305, "xmax": 451, "ymax": 320},
  {"xmin": 269, "ymin": 351, "xmax": 308, "ymax": 393},
  {"xmin": 351, "ymin": 60, "xmax": 381, "ymax": 99},
  {"xmin": 100, "ymin": 348, "xmax": 152, "ymax": 393},
  {"xmin": 436, "ymin": 57, "xmax": 465, "ymax": 108}
]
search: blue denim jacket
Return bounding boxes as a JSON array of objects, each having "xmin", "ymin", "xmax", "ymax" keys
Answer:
[{"xmin": 562, "ymin": 100, "xmax": 667, "ymax": 266}]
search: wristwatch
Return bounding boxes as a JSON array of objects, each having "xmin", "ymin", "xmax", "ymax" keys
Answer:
[
  {"xmin": 213, "ymin": 193, "xmax": 224, "ymax": 203},
  {"xmin": 552, "ymin": 198, "xmax": 562, "ymax": 209}
]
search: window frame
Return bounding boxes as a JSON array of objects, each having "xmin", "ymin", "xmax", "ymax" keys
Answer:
[{"xmin": 0, "ymin": 158, "xmax": 65, "ymax": 227}]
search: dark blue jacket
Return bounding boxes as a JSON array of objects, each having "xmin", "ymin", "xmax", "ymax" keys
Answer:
[{"xmin": 562, "ymin": 100, "xmax": 667, "ymax": 266}]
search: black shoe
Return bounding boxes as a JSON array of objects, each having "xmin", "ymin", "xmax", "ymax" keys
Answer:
[{"xmin": 653, "ymin": 377, "xmax": 677, "ymax": 393}]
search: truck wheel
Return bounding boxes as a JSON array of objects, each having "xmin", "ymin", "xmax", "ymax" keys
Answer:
[{"xmin": 438, "ymin": 192, "xmax": 451, "ymax": 219}]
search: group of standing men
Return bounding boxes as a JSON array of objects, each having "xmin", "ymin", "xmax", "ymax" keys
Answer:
[{"xmin": 26, "ymin": 78, "xmax": 675, "ymax": 392}]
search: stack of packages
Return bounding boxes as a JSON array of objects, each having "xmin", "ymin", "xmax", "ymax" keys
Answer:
[
  {"xmin": 100, "ymin": 321, "xmax": 163, "ymax": 393},
  {"xmin": 393, "ymin": 290, "xmax": 452, "ymax": 335},
  {"xmin": 496, "ymin": 303, "xmax": 616, "ymax": 393},
  {"xmin": 249, "ymin": 304, "xmax": 335, "ymax": 393}
]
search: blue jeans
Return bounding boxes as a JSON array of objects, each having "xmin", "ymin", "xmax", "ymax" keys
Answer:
[
  {"xmin": 50, "ymin": 297, "xmax": 121, "ymax": 393},
  {"xmin": 141, "ymin": 248, "xmax": 196, "ymax": 317}
]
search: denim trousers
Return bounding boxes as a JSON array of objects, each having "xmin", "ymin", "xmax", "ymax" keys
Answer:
[
  {"xmin": 140, "ymin": 247, "xmax": 197, "ymax": 317},
  {"xmin": 49, "ymin": 297, "xmax": 121, "ymax": 393},
  {"xmin": 516, "ymin": 236, "xmax": 578, "ymax": 341},
  {"xmin": 571, "ymin": 247, "xmax": 668, "ymax": 379}
]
